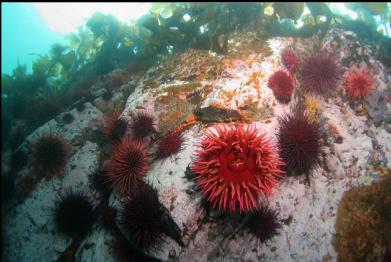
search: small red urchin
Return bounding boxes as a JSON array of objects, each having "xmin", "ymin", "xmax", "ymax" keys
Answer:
[
  {"xmin": 105, "ymin": 136, "xmax": 149, "ymax": 194},
  {"xmin": 155, "ymin": 132, "xmax": 184, "ymax": 159},
  {"xmin": 268, "ymin": 70, "xmax": 296, "ymax": 104},
  {"xmin": 131, "ymin": 111, "xmax": 155, "ymax": 139},
  {"xmin": 344, "ymin": 67, "xmax": 375, "ymax": 100},
  {"xmin": 277, "ymin": 109, "xmax": 323, "ymax": 177},
  {"xmin": 300, "ymin": 53, "xmax": 343, "ymax": 96},
  {"xmin": 103, "ymin": 110, "xmax": 128, "ymax": 144},
  {"xmin": 192, "ymin": 124, "xmax": 285, "ymax": 213},
  {"xmin": 31, "ymin": 134, "xmax": 70, "ymax": 177},
  {"xmin": 281, "ymin": 48, "xmax": 300, "ymax": 74}
]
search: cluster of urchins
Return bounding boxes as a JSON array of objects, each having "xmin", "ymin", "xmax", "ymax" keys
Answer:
[
  {"xmin": 3, "ymin": 109, "xmax": 186, "ymax": 261},
  {"xmin": 2, "ymin": 46, "xmax": 377, "ymax": 260},
  {"xmin": 269, "ymin": 47, "xmax": 375, "ymax": 104}
]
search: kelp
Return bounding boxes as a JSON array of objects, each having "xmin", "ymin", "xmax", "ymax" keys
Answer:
[{"xmin": 2, "ymin": 2, "xmax": 390, "ymax": 148}]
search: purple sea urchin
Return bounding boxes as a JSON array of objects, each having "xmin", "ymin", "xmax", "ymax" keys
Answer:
[
  {"xmin": 246, "ymin": 205, "xmax": 281, "ymax": 242},
  {"xmin": 119, "ymin": 184, "xmax": 167, "ymax": 251},
  {"xmin": 62, "ymin": 113, "xmax": 74, "ymax": 124},
  {"xmin": 101, "ymin": 205, "xmax": 117, "ymax": 231},
  {"xmin": 300, "ymin": 53, "xmax": 342, "ymax": 96},
  {"xmin": 90, "ymin": 167, "xmax": 111, "ymax": 198},
  {"xmin": 103, "ymin": 110, "xmax": 128, "ymax": 144},
  {"xmin": 53, "ymin": 191, "xmax": 95, "ymax": 239},
  {"xmin": 31, "ymin": 134, "xmax": 70, "ymax": 177},
  {"xmin": 131, "ymin": 111, "xmax": 155, "ymax": 139},
  {"xmin": 277, "ymin": 109, "xmax": 323, "ymax": 176}
]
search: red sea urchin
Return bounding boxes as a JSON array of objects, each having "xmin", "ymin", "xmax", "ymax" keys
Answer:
[
  {"xmin": 131, "ymin": 111, "xmax": 155, "ymax": 139},
  {"xmin": 155, "ymin": 132, "xmax": 184, "ymax": 159},
  {"xmin": 268, "ymin": 70, "xmax": 296, "ymax": 104},
  {"xmin": 277, "ymin": 109, "xmax": 323, "ymax": 177},
  {"xmin": 192, "ymin": 124, "xmax": 285, "ymax": 213},
  {"xmin": 344, "ymin": 67, "xmax": 375, "ymax": 100},
  {"xmin": 31, "ymin": 134, "xmax": 70, "ymax": 177},
  {"xmin": 300, "ymin": 53, "xmax": 342, "ymax": 96},
  {"xmin": 281, "ymin": 48, "xmax": 300, "ymax": 74},
  {"xmin": 106, "ymin": 136, "xmax": 149, "ymax": 194}
]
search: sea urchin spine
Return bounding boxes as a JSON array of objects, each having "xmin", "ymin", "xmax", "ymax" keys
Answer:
[{"xmin": 192, "ymin": 124, "xmax": 285, "ymax": 213}]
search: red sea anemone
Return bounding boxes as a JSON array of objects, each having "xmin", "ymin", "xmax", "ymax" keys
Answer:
[
  {"xmin": 31, "ymin": 134, "xmax": 70, "ymax": 177},
  {"xmin": 192, "ymin": 124, "xmax": 285, "ymax": 213},
  {"xmin": 155, "ymin": 132, "xmax": 184, "ymax": 159},
  {"xmin": 344, "ymin": 67, "xmax": 375, "ymax": 100},
  {"xmin": 131, "ymin": 111, "xmax": 156, "ymax": 139},
  {"xmin": 300, "ymin": 53, "xmax": 342, "ymax": 96},
  {"xmin": 281, "ymin": 48, "xmax": 300, "ymax": 74},
  {"xmin": 268, "ymin": 70, "xmax": 296, "ymax": 104},
  {"xmin": 103, "ymin": 110, "xmax": 128, "ymax": 144},
  {"xmin": 277, "ymin": 109, "xmax": 323, "ymax": 177},
  {"xmin": 105, "ymin": 136, "xmax": 149, "ymax": 195}
]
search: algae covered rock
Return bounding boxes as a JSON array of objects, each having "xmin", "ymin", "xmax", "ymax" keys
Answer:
[{"xmin": 332, "ymin": 175, "xmax": 391, "ymax": 262}]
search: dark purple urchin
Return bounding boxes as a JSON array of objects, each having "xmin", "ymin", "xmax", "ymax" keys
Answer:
[
  {"xmin": 31, "ymin": 134, "xmax": 70, "ymax": 177},
  {"xmin": 90, "ymin": 167, "xmax": 112, "ymax": 198},
  {"xmin": 246, "ymin": 205, "xmax": 281, "ymax": 243},
  {"xmin": 53, "ymin": 191, "xmax": 96, "ymax": 239},
  {"xmin": 299, "ymin": 53, "xmax": 342, "ymax": 96},
  {"xmin": 111, "ymin": 235, "xmax": 161, "ymax": 262},
  {"xmin": 277, "ymin": 109, "xmax": 323, "ymax": 176},
  {"xmin": 155, "ymin": 132, "xmax": 184, "ymax": 159},
  {"xmin": 101, "ymin": 205, "xmax": 117, "ymax": 231},
  {"xmin": 131, "ymin": 111, "xmax": 155, "ymax": 139},
  {"xmin": 118, "ymin": 184, "xmax": 169, "ymax": 252},
  {"xmin": 62, "ymin": 113, "xmax": 74, "ymax": 125},
  {"xmin": 103, "ymin": 110, "xmax": 128, "ymax": 145}
]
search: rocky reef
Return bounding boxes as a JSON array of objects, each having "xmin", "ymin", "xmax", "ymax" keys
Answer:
[{"xmin": 2, "ymin": 25, "xmax": 391, "ymax": 262}]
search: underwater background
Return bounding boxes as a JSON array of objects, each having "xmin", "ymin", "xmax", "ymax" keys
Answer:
[{"xmin": 1, "ymin": 2, "xmax": 391, "ymax": 262}]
